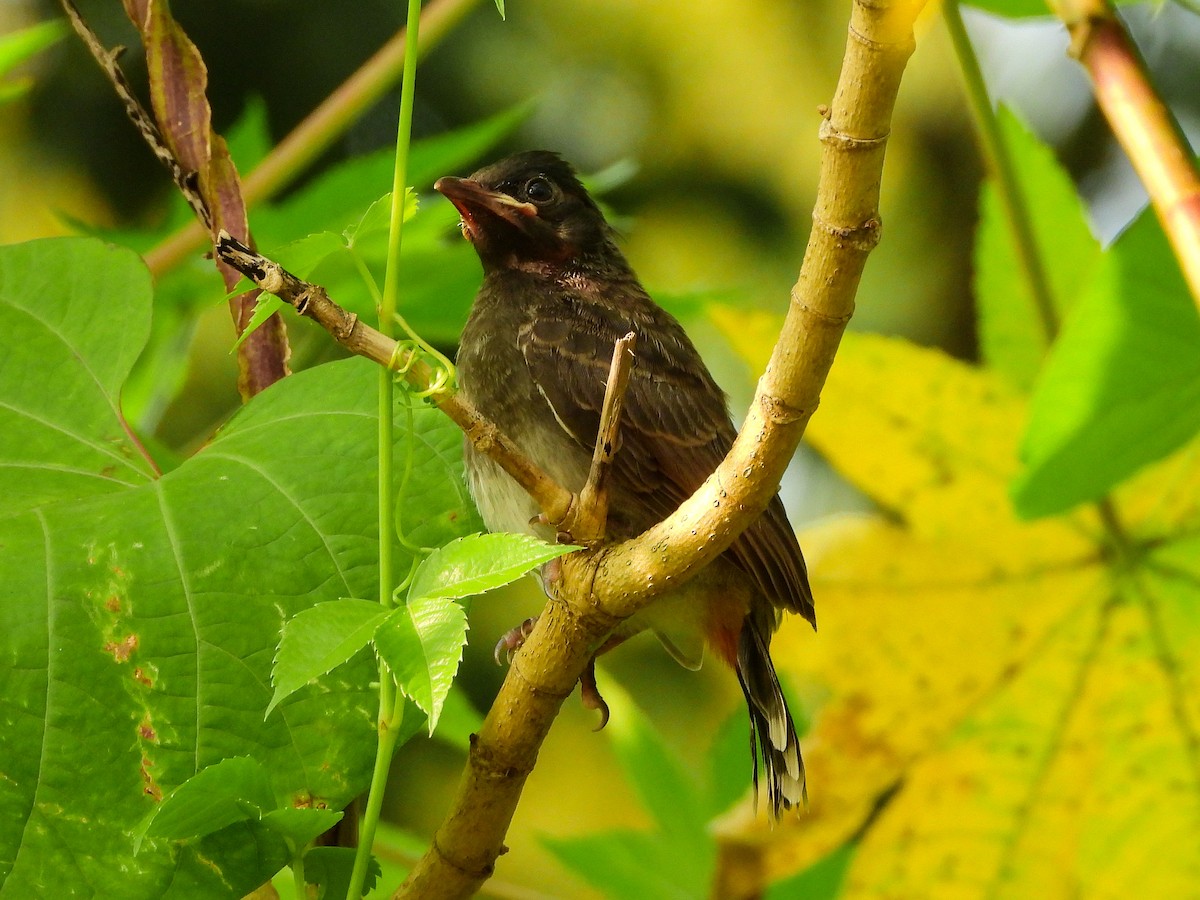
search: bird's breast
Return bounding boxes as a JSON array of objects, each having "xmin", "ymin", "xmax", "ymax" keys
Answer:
[{"xmin": 457, "ymin": 286, "xmax": 592, "ymax": 537}]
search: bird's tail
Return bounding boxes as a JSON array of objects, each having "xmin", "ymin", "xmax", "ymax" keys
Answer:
[{"xmin": 735, "ymin": 614, "xmax": 806, "ymax": 817}]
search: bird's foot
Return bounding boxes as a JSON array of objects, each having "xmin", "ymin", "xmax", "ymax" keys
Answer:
[
  {"xmin": 494, "ymin": 619, "xmax": 611, "ymax": 731},
  {"xmin": 580, "ymin": 655, "xmax": 610, "ymax": 731},
  {"xmin": 493, "ymin": 616, "xmax": 538, "ymax": 665}
]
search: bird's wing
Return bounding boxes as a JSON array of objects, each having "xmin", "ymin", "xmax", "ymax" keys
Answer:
[{"xmin": 517, "ymin": 293, "xmax": 815, "ymax": 624}]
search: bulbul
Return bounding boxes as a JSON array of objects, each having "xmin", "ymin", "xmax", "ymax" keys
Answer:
[{"xmin": 435, "ymin": 151, "xmax": 815, "ymax": 816}]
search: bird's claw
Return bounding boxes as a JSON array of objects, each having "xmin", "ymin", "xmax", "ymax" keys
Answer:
[
  {"xmin": 493, "ymin": 616, "xmax": 538, "ymax": 665},
  {"xmin": 580, "ymin": 656, "xmax": 610, "ymax": 731},
  {"xmin": 493, "ymin": 621, "xmax": 610, "ymax": 731}
]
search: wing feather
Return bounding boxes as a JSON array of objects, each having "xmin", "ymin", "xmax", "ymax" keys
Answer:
[{"xmin": 517, "ymin": 287, "xmax": 815, "ymax": 623}]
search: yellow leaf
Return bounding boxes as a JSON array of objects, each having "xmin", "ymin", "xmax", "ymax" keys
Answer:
[{"xmin": 710, "ymin": 312, "xmax": 1200, "ymax": 896}]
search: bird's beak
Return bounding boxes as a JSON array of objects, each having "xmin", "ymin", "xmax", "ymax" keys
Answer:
[{"xmin": 434, "ymin": 176, "xmax": 537, "ymax": 242}]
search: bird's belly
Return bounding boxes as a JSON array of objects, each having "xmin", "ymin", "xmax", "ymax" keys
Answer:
[{"xmin": 464, "ymin": 432, "xmax": 591, "ymax": 539}]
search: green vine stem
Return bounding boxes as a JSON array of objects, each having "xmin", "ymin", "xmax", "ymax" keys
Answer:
[
  {"xmin": 143, "ymin": 0, "xmax": 480, "ymax": 280},
  {"xmin": 348, "ymin": 0, "xmax": 425, "ymax": 895},
  {"xmin": 943, "ymin": 0, "xmax": 1059, "ymax": 343}
]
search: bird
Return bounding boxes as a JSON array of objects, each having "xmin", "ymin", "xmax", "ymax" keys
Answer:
[{"xmin": 434, "ymin": 150, "xmax": 815, "ymax": 817}]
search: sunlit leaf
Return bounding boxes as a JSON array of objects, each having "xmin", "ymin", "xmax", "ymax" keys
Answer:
[
  {"xmin": 374, "ymin": 594, "xmax": 468, "ymax": 732},
  {"xmin": 0, "ymin": 237, "xmax": 469, "ymax": 896},
  {"xmin": 408, "ymin": 533, "xmax": 577, "ymax": 602},
  {"xmin": 232, "ymin": 293, "xmax": 285, "ymax": 351}
]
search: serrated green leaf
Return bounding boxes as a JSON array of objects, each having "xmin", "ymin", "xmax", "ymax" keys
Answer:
[
  {"xmin": 137, "ymin": 757, "xmax": 276, "ymax": 850},
  {"xmin": 0, "ymin": 234, "xmax": 456, "ymax": 894},
  {"xmin": 374, "ymin": 595, "xmax": 468, "ymax": 733},
  {"xmin": 260, "ymin": 807, "xmax": 343, "ymax": 852},
  {"xmin": 270, "ymin": 230, "xmax": 348, "ymax": 280},
  {"xmin": 345, "ymin": 190, "xmax": 418, "ymax": 247},
  {"xmin": 408, "ymin": 532, "xmax": 577, "ymax": 602},
  {"xmin": 268, "ymin": 599, "xmax": 389, "ymax": 716},
  {"xmin": 974, "ymin": 106, "xmax": 1100, "ymax": 389},
  {"xmin": 1013, "ymin": 210, "xmax": 1200, "ymax": 517},
  {"xmin": 231, "ymin": 292, "xmax": 285, "ymax": 351}
]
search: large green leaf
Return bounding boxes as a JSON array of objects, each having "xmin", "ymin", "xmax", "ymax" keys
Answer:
[
  {"xmin": 0, "ymin": 238, "xmax": 157, "ymax": 516},
  {"xmin": 0, "ymin": 238, "xmax": 476, "ymax": 897},
  {"xmin": 1013, "ymin": 210, "xmax": 1200, "ymax": 516}
]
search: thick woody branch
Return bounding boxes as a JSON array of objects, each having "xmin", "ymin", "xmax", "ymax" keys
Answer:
[
  {"xmin": 397, "ymin": 1, "xmax": 925, "ymax": 896},
  {"xmin": 1050, "ymin": 0, "xmax": 1200, "ymax": 308},
  {"xmin": 214, "ymin": 232, "xmax": 574, "ymax": 526}
]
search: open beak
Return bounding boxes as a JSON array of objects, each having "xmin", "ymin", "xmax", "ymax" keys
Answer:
[{"xmin": 434, "ymin": 176, "xmax": 537, "ymax": 242}]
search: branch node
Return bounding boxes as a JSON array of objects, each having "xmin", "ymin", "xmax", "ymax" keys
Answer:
[
  {"xmin": 757, "ymin": 392, "xmax": 814, "ymax": 428},
  {"xmin": 810, "ymin": 211, "xmax": 883, "ymax": 251},
  {"xmin": 819, "ymin": 118, "xmax": 890, "ymax": 151},
  {"xmin": 432, "ymin": 835, "xmax": 494, "ymax": 880},
  {"xmin": 789, "ymin": 287, "xmax": 856, "ymax": 326},
  {"xmin": 509, "ymin": 654, "xmax": 577, "ymax": 705}
]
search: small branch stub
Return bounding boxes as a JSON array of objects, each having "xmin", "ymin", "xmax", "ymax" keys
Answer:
[{"xmin": 562, "ymin": 332, "xmax": 638, "ymax": 546}]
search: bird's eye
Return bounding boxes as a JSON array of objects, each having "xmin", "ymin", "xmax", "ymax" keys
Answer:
[{"xmin": 525, "ymin": 177, "xmax": 555, "ymax": 203}]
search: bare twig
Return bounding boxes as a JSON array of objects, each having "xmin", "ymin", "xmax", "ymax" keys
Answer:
[
  {"xmin": 1050, "ymin": 0, "xmax": 1200, "ymax": 308},
  {"xmin": 214, "ymin": 232, "xmax": 575, "ymax": 527},
  {"xmin": 396, "ymin": 1, "xmax": 925, "ymax": 896}
]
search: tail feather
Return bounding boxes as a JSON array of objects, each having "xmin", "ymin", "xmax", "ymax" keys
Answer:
[{"xmin": 735, "ymin": 615, "xmax": 806, "ymax": 817}]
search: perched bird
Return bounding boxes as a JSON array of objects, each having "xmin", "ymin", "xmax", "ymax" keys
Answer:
[{"xmin": 435, "ymin": 151, "xmax": 815, "ymax": 816}]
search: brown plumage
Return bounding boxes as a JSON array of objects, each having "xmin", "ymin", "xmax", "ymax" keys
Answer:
[{"xmin": 436, "ymin": 151, "xmax": 814, "ymax": 816}]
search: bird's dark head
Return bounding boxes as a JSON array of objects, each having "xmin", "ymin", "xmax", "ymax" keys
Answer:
[{"xmin": 434, "ymin": 151, "xmax": 613, "ymax": 273}]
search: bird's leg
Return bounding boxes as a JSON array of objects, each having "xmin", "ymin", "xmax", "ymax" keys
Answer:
[{"xmin": 494, "ymin": 614, "xmax": 628, "ymax": 731}]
